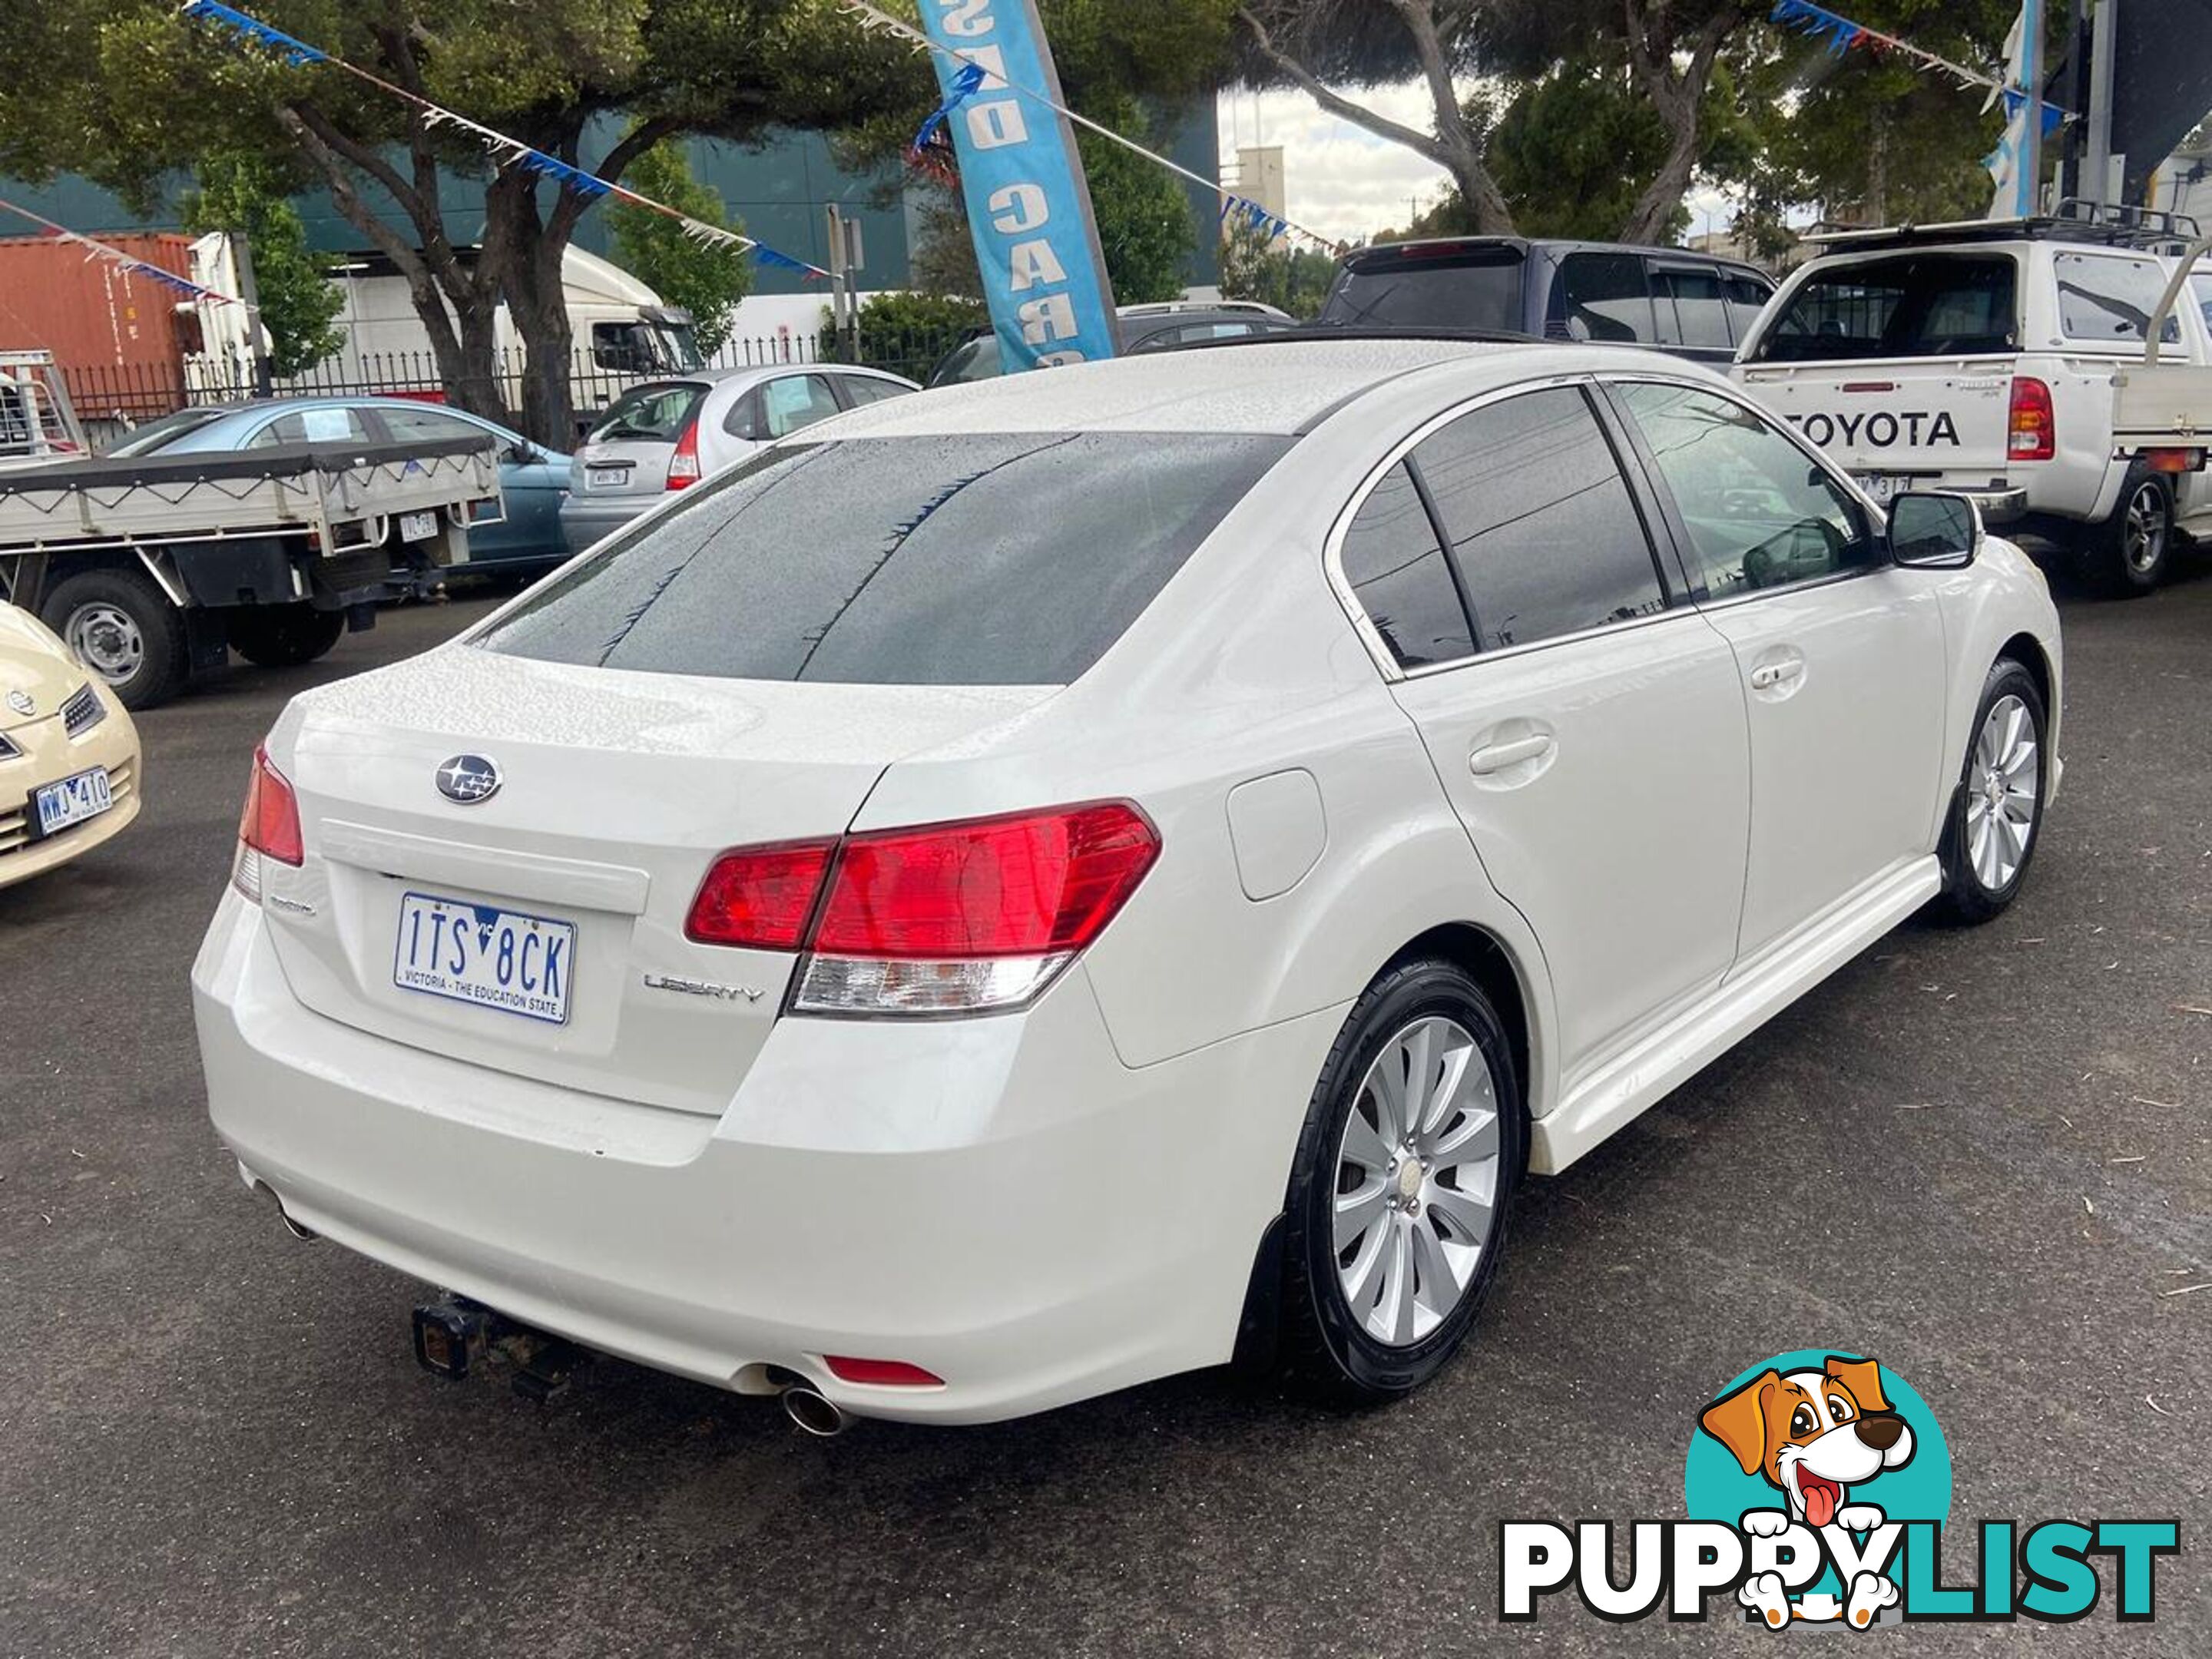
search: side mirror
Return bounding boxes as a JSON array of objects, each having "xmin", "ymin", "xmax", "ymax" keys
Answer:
[
  {"xmin": 1887, "ymin": 491, "xmax": 1981, "ymax": 569},
  {"xmin": 504, "ymin": 441, "xmax": 537, "ymax": 467}
]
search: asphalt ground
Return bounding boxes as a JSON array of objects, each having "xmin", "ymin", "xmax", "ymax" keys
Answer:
[{"xmin": 2, "ymin": 565, "xmax": 2207, "ymax": 1657}]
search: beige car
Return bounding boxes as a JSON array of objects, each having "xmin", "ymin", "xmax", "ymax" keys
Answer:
[{"xmin": 1, "ymin": 601, "xmax": 141, "ymax": 887}]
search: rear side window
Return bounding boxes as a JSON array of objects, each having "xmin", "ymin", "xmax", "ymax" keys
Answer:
[
  {"xmin": 249, "ymin": 407, "xmax": 371, "ymax": 446},
  {"xmin": 591, "ymin": 382, "xmax": 706, "ymax": 442},
  {"xmin": 758, "ymin": 375, "xmax": 845, "ymax": 438},
  {"xmin": 1549, "ymin": 253, "xmax": 1654, "ymax": 343},
  {"xmin": 1752, "ymin": 255, "xmax": 2017, "ymax": 361},
  {"xmin": 2055, "ymin": 253, "xmax": 2183, "ymax": 346},
  {"xmin": 2196, "ymin": 273, "xmax": 2212, "ymax": 333},
  {"xmin": 1337, "ymin": 462, "xmax": 1473, "ymax": 670},
  {"xmin": 475, "ymin": 432, "xmax": 1288, "ymax": 686},
  {"xmin": 1651, "ymin": 266, "xmax": 1732, "ymax": 349},
  {"xmin": 1411, "ymin": 387, "xmax": 1666, "ymax": 651},
  {"xmin": 1319, "ymin": 246, "xmax": 1528, "ymax": 332}
]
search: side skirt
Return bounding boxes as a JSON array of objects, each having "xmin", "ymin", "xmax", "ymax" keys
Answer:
[{"xmin": 1528, "ymin": 856, "xmax": 1942, "ymax": 1175}]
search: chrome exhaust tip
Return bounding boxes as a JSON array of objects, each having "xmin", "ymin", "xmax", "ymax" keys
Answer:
[
  {"xmin": 253, "ymin": 1181, "xmax": 319, "ymax": 1242},
  {"xmin": 781, "ymin": 1386, "xmax": 847, "ymax": 1437}
]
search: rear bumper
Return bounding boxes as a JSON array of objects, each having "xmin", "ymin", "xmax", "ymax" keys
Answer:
[
  {"xmin": 191, "ymin": 889, "xmax": 1338, "ymax": 1423},
  {"xmin": 557, "ymin": 496, "xmax": 650, "ymax": 555},
  {"xmin": 1957, "ymin": 485, "xmax": 2027, "ymax": 525}
]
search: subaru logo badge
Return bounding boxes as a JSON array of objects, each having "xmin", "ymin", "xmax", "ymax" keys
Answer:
[
  {"xmin": 435, "ymin": 754, "xmax": 501, "ymax": 806},
  {"xmin": 5, "ymin": 689, "xmax": 31, "ymax": 717}
]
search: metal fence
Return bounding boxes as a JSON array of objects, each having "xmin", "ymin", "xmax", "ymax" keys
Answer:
[{"xmin": 58, "ymin": 326, "xmax": 954, "ymax": 444}]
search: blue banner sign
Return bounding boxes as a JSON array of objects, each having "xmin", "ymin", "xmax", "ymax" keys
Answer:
[{"xmin": 919, "ymin": 0, "xmax": 1118, "ymax": 372}]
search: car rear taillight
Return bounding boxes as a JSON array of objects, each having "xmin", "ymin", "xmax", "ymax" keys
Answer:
[
  {"xmin": 685, "ymin": 839, "xmax": 835, "ymax": 949},
  {"xmin": 2008, "ymin": 376, "xmax": 2055, "ymax": 461},
  {"xmin": 666, "ymin": 417, "xmax": 702, "ymax": 489},
  {"xmin": 683, "ymin": 801, "xmax": 1160, "ymax": 1015},
  {"xmin": 232, "ymin": 744, "xmax": 303, "ymax": 902}
]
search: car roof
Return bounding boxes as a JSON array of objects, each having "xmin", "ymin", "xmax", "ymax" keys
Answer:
[
  {"xmin": 1346, "ymin": 236, "xmax": 1770, "ymax": 279},
  {"xmin": 804, "ymin": 337, "xmax": 1683, "ymax": 437}
]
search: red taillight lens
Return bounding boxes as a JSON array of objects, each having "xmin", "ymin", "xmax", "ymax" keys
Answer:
[
  {"xmin": 240, "ymin": 745, "xmax": 303, "ymax": 866},
  {"xmin": 666, "ymin": 417, "xmax": 702, "ymax": 489},
  {"xmin": 823, "ymin": 1356, "xmax": 945, "ymax": 1388},
  {"xmin": 684, "ymin": 839, "xmax": 835, "ymax": 948},
  {"xmin": 681, "ymin": 802, "xmax": 1161, "ymax": 1015},
  {"xmin": 812, "ymin": 802, "xmax": 1160, "ymax": 958},
  {"xmin": 2008, "ymin": 376, "xmax": 2055, "ymax": 461}
]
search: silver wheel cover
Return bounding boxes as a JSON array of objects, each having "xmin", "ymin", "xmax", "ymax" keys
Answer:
[
  {"xmin": 1965, "ymin": 693, "xmax": 2039, "ymax": 892},
  {"xmin": 65, "ymin": 601, "xmax": 144, "ymax": 684},
  {"xmin": 1332, "ymin": 1015, "xmax": 1502, "ymax": 1346}
]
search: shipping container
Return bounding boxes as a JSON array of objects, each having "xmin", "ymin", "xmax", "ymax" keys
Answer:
[{"xmin": 0, "ymin": 233, "xmax": 199, "ymax": 421}]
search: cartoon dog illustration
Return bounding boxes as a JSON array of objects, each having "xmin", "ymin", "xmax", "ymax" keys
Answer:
[{"xmin": 1700, "ymin": 1356, "xmax": 1915, "ymax": 1629}]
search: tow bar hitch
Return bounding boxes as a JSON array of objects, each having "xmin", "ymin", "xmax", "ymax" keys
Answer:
[{"xmin": 412, "ymin": 1296, "xmax": 586, "ymax": 1401}]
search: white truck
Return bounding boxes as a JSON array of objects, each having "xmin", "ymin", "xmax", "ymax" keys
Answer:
[
  {"xmin": 1734, "ymin": 209, "xmax": 2212, "ymax": 595},
  {"xmin": 0, "ymin": 368, "xmax": 501, "ymax": 709}
]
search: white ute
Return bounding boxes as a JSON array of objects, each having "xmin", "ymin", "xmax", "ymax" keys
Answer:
[{"xmin": 1734, "ymin": 209, "xmax": 2212, "ymax": 596}]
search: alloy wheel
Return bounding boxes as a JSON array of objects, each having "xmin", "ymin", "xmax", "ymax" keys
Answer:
[
  {"xmin": 1332, "ymin": 1015, "xmax": 1502, "ymax": 1347},
  {"xmin": 1965, "ymin": 693, "xmax": 2039, "ymax": 892},
  {"xmin": 2123, "ymin": 481, "xmax": 2168, "ymax": 578}
]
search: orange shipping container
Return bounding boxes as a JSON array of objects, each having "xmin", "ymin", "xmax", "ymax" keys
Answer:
[{"xmin": 0, "ymin": 231, "xmax": 200, "ymax": 420}]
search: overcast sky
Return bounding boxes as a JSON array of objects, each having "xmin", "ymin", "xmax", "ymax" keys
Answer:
[{"xmin": 1217, "ymin": 84, "xmax": 1734, "ymax": 246}]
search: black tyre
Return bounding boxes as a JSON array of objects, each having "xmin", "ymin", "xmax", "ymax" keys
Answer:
[
  {"xmin": 1277, "ymin": 958, "xmax": 1523, "ymax": 1402},
  {"xmin": 2089, "ymin": 465, "xmax": 2172, "ymax": 598},
  {"xmin": 1931, "ymin": 657, "xmax": 2048, "ymax": 925},
  {"xmin": 38, "ymin": 567, "xmax": 188, "ymax": 711},
  {"xmin": 227, "ymin": 605, "xmax": 346, "ymax": 669}
]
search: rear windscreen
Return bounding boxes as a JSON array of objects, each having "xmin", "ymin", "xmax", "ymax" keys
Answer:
[
  {"xmin": 1318, "ymin": 247, "xmax": 1526, "ymax": 332},
  {"xmin": 590, "ymin": 382, "xmax": 707, "ymax": 442},
  {"xmin": 1750, "ymin": 255, "xmax": 2018, "ymax": 362},
  {"xmin": 474, "ymin": 432, "xmax": 1290, "ymax": 686}
]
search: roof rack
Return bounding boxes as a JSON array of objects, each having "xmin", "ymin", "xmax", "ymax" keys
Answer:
[{"xmin": 1803, "ymin": 200, "xmax": 2204, "ymax": 255}]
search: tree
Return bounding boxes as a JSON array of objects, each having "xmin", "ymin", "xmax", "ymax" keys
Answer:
[
  {"xmin": 1236, "ymin": 0, "xmax": 1757, "ymax": 244},
  {"xmin": 177, "ymin": 153, "xmax": 345, "ymax": 377},
  {"xmin": 608, "ymin": 140, "xmax": 750, "ymax": 356},
  {"xmin": 1219, "ymin": 220, "xmax": 1336, "ymax": 318},
  {"xmin": 0, "ymin": 2, "xmax": 923, "ymax": 442},
  {"xmin": 1076, "ymin": 97, "xmax": 1199, "ymax": 304}
]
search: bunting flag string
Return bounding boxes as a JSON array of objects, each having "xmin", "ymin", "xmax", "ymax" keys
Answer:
[
  {"xmin": 0, "ymin": 194, "xmax": 247, "ymax": 307},
  {"xmin": 841, "ymin": 0, "xmax": 1342, "ymax": 255},
  {"xmin": 178, "ymin": 0, "xmax": 831, "ymax": 279},
  {"xmin": 1767, "ymin": 0, "xmax": 2065, "ymax": 111}
]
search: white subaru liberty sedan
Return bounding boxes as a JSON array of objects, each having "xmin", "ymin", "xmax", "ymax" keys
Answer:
[{"xmin": 193, "ymin": 339, "xmax": 2060, "ymax": 1426}]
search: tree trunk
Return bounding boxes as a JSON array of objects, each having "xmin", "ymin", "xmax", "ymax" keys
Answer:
[
  {"xmin": 1616, "ymin": 10, "xmax": 1736, "ymax": 245},
  {"xmin": 512, "ymin": 240, "xmax": 578, "ymax": 445}
]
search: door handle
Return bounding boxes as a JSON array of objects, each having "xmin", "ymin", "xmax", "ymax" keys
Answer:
[
  {"xmin": 1749, "ymin": 659, "xmax": 1805, "ymax": 691},
  {"xmin": 1469, "ymin": 733, "xmax": 1555, "ymax": 776}
]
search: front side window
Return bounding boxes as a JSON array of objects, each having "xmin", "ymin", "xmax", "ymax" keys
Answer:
[
  {"xmin": 377, "ymin": 406, "xmax": 488, "ymax": 445},
  {"xmin": 1549, "ymin": 253, "xmax": 1654, "ymax": 343},
  {"xmin": 475, "ymin": 432, "xmax": 1288, "ymax": 687},
  {"xmin": 1337, "ymin": 462, "xmax": 1473, "ymax": 670},
  {"xmin": 1411, "ymin": 387, "xmax": 1667, "ymax": 650},
  {"xmin": 2055, "ymin": 253, "xmax": 2183, "ymax": 346},
  {"xmin": 837, "ymin": 376, "xmax": 912, "ymax": 408},
  {"xmin": 1617, "ymin": 382, "xmax": 1874, "ymax": 596},
  {"xmin": 2194, "ymin": 273, "xmax": 2212, "ymax": 334}
]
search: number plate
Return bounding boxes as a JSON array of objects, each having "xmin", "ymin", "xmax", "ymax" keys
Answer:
[
  {"xmin": 587, "ymin": 465, "xmax": 630, "ymax": 490},
  {"xmin": 392, "ymin": 892, "xmax": 575, "ymax": 1025},
  {"xmin": 31, "ymin": 767, "xmax": 113, "ymax": 839},
  {"xmin": 399, "ymin": 510, "xmax": 439, "ymax": 543},
  {"xmin": 1855, "ymin": 472, "xmax": 1912, "ymax": 505}
]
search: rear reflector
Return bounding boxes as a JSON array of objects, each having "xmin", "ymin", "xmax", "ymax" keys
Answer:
[
  {"xmin": 2008, "ymin": 376, "xmax": 2055, "ymax": 461},
  {"xmin": 823, "ymin": 1356, "xmax": 944, "ymax": 1388},
  {"xmin": 683, "ymin": 800, "xmax": 1161, "ymax": 1015},
  {"xmin": 685, "ymin": 839, "xmax": 835, "ymax": 949}
]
